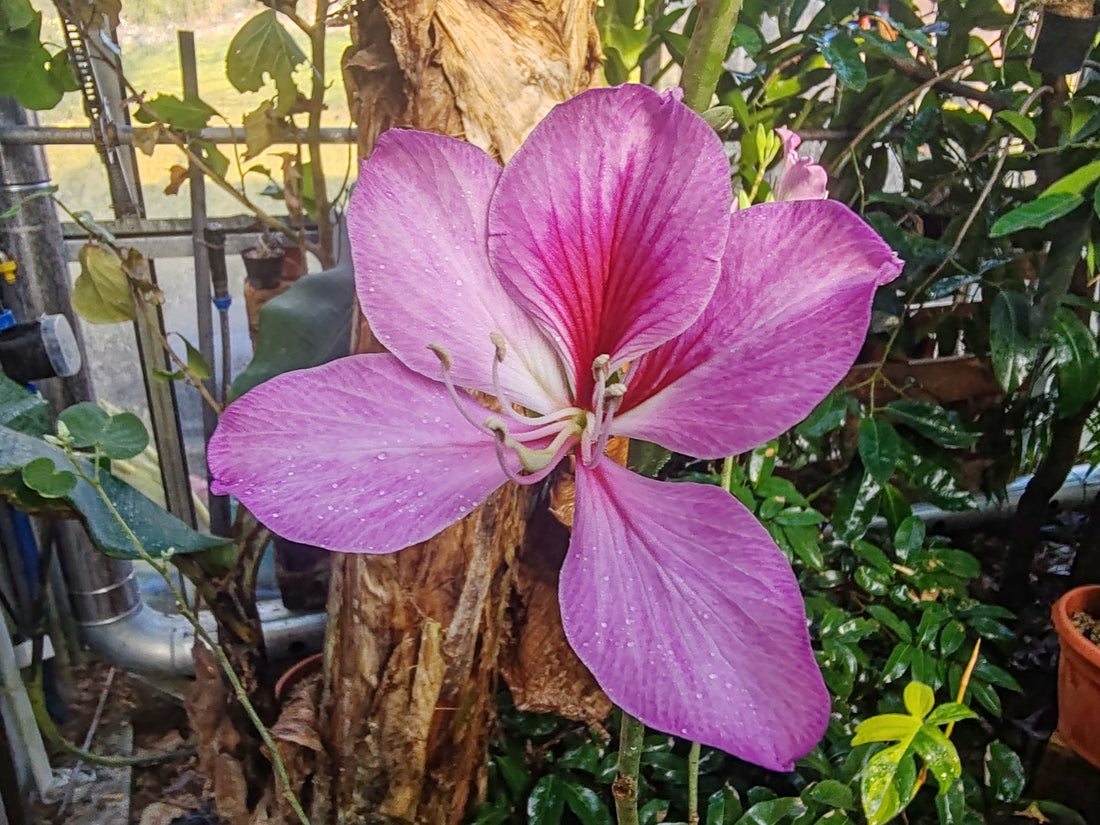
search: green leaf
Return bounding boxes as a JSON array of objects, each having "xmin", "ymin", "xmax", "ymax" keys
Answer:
[
  {"xmin": 896, "ymin": 443, "xmax": 973, "ymax": 512},
  {"xmin": 171, "ymin": 334, "xmax": 212, "ymax": 381},
  {"xmin": 58, "ymin": 402, "xmax": 111, "ymax": 448},
  {"xmin": 231, "ymin": 267, "xmax": 354, "ymax": 399},
  {"xmin": 818, "ymin": 29, "xmax": 867, "ymax": 91},
  {"xmin": 526, "ymin": 775, "xmax": 564, "ymax": 825},
  {"xmin": 99, "ymin": 412, "xmax": 149, "ymax": 460},
  {"xmin": 858, "ymin": 418, "xmax": 901, "ymax": 484},
  {"xmin": 798, "ymin": 392, "xmax": 848, "ymax": 437},
  {"xmin": 0, "ymin": 375, "xmax": 49, "ymax": 436},
  {"xmin": 851, "ymin": 714, "xmax": 921, "ymax": 746},
  {"xmin": 561, "ymin": 781, "xmax": 612, "ymax": 825},
  {"xmin": 860, "ymin": 743, "xmax": 918, "ymax": 825},
  {"xmin": 707, "ymin": 788, "xmax": 741, "ymax": 825},
  {"xmin": 832, "ymin": 467, "xmax": 881, "ymax": 542},
  {"xmin": 803, "ymin": 780, "xmax": 854, "ymax": 811},
  {"xmin": 1049, "ymin": 307, "xmax": 1100, "ymax": 417},
  {"xmin": 783, "ymin": 524, "xmax": 825, "ymax": 570},
  {"xmin": 134, "ymin": 93, "xmax": 217, "ymax": 131},
  {"xmin": 734, "ymin": 797, "xmax": 804, "ymax": 825},
  {"xmin": 990, "ymin": 193, "xmax": 1083, "ymax": 237},
  {"xmin": 903, "ymin": 682, "xmax": 935, "ymax": 719},
  {"xmin": 1042, "ymin": 159, "xmax": 1100, "ymax": 197},
  {"xmin": 21, "ymin": 457, "xmax": 76, "ymax": 498},
  {"xmin": 0, "ymin": 13, "xmax": 64, "ymax": 110},
  {"xmin": 72, "ymin": 244, "xmax": 135, "ymax": 324},
  {"xmin": 0, "ymin": 423, "xmax": 227, "ymax": 560},
  {"xmin": 884, "ymin": 400, "xmax": 978, "ymax": 449},
  {"xmin": 980, "ymin": 741, "xmax": 1022, "ymax": 803},
  {"xmin": 989, "ymin": 290, "xmax": 1037, "ymax": 393},
  {"xmin": 226, "ymin": 10, "xmax": 306, "ymax": 114},
  {"xmin": 912, "ymin": 725, "xmax": 962, "ymax": 791},
  {"xmin": 938, "ymin": 621, "xmax": 966, "ymax": 657},
  {"xmin": 994, "ymin": 110, "xmax": 1035, "ymax": 143},
  {"xmin": 1, "ymin": 0, "xmax": 38, "ymax": 30},
  {"xmin": 627, "ymin": 440, "xmax": 671, "ymax": 477},
  {"xmin": 893, "ymin": 516, "xmax": 925, "ymax": 561},
  {"xmin": 868, "ymin": 605, "xmax": 913, "ymax": 643},
  {"xmin": 924, "ymin": 702, "xmax": 977, "ymax": 726}
]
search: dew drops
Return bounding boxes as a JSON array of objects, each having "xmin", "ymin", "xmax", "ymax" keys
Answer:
[
  {"xmin": 707, "ymin": 673, "xmax": 717, "ymax": 680},
  {"xmin": 376, "ymin": 452, "xmax": 388, "ymax": 460}
]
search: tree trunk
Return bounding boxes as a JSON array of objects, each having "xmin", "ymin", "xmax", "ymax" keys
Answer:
[{"xmin": 311, "ymin": 3, "xmax": 603, "ymax": 823}]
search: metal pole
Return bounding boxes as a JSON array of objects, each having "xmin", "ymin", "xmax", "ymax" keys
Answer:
[{"xmin": 179, "ymin": 31, "xmax": 229, "ymax": 536}]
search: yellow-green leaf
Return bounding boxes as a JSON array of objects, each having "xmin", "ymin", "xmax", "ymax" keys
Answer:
[
  {"xmin": 72, "ymin": 244, "xmax": 134, "ymax": 324},
  {"xmin": 903, "ymin": 682, "xmax": 935, "ymax": 719}
]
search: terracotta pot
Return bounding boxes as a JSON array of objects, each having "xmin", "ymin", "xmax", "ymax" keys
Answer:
[
  {"xmin": 274, "ymin": 652, "xmax": 323, "ymax": 702},
  {"xmin": 1052, "ymin": 584, "xmax": 1100, "ymax": 769}
]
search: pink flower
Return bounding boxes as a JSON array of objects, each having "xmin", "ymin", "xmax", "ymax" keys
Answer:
[
  {"xmin": 209, "ymin": 85, "xmax": 900, "ymax": 771},
  {"xmin": 775, "ymin": 127, "xmax": 829, "ymax": 201}
]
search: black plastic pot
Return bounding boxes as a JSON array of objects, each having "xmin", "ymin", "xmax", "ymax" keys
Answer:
[
  {"xmin": 241, "ymin": 249, "xmax": 286, "ymax": 289},
  {"xmin": 1032, "ymin": 8, "xmax": 1100, "ymax": 76}
]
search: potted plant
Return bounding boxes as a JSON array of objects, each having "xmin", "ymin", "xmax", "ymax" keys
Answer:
[
  {"xmin": 240, "ymin": 230, "xmax": 288, "ymax": 290},
  {"xmin": 1051, "ymin": 584, "xmax": 1100, "ymax": 769}
]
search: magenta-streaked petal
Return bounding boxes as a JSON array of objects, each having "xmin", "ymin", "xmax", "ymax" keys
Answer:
[
  {"xmin": 488, "ymin": 85, "xmax": 731, "ymax": 399},
  {"xmin": 775, "ymin": 129, "xmax": 828, "ymax": 202},
  {"xmin": 348, "ymin": 129, "xmax": 569, "ymax": 412},
  {"xmin": 208, "ymin": 354, "xmax": 509, "ymax": 553},
  {"xmin": 613, "ymin": 200, "xmax": 902, "ymax": 457},
  {"xmin": 562, "ymin": 461, "xmax": 828, "ymax": 770}
]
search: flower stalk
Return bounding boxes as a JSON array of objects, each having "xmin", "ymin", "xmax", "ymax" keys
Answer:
[
  {"xmin": 680, "ymin": 0, "xmax": 743, "ymax": 113},
  {"xmin": 613, "ymin": 712, "xmax": 647, "ymax": 825}
]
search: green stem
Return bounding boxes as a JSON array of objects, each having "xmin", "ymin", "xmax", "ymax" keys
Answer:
[
  {"xmin": 71, "ymin": 460, "xmax": 312, "ymax": 825},
  {"xmin": 613, "ymin": 713, "xmax": 647, "ymax": 825},
  {"xmin": 720, "ymin": 455, "xmax": 734, "ymax": 492},
  {"xmin": 679, "ymin": 0, "xmax": 743, "ymax": 113},
  {"xmin": 688, "ymin": 741, "xmax": 701, "ymax": 824}
]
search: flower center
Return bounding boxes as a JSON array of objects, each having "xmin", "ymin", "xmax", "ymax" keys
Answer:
[{"xmin": 428, "ymin": 336, "xmax": 628, "ymax": 485}]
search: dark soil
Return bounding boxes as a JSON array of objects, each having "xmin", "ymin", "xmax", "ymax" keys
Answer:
[{"xmin": 1071, "ymin": 610, "xmax": 1100, "ymax": 647}]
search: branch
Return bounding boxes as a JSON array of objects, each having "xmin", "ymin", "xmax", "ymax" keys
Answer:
[{"xmin": 887, "ymin": 58, "xmax": 1011, "ymax": 112}]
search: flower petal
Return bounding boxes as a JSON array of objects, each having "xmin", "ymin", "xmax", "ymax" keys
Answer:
[
  {"xmin": 614, "ymin": 200, "xmax": 902, "ymax": 457},
  {"xmin": 208, "ymin": 354, "xmax": 508, "ymax": 553},
  {"xmin": 774, "ymin": 128, "xmax": 828, "ymax": 202},
  {"xmin": 562, "ymin": 461, "xmax": 829, "ymax": 771},
  {"xmin": 349, "ymin": 129, "xmax": 569, "ymax": 412},
  {"xmin": 488, "ymin": 85, "xmax": 731, "ymax": 399}
]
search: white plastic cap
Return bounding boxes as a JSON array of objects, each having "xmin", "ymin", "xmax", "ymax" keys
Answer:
[{"xmin": 38, "ymin": 314, "xmax": 82, "ymax": 378}]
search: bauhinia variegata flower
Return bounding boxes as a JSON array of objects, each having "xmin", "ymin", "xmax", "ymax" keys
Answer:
[{"xmin": 209, "ymin": 84, "xmax": 902, "ymax": 771}]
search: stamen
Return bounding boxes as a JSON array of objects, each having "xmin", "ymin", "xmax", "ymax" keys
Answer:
[
  {"xmin": 588, "ymin": 390, "xmax": 626, "ymax": 469},
  {"xmin": 485, "ymin": 418, "xmax": 577, "ymax": 484},
  {"xmin": 428, "ymin": 344, "xmax": 491, "ymax": 434}
]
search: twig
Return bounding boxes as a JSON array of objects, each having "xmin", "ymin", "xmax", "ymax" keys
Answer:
[
  {"xmin": 680, "ymin": 0, "xmax": 744, "ymax": 113},
  {"xmin": 612, "ymin": 713, "xmax": 646, "ymax": 825},
  {"xmin": 57, "ymin": 667, "xmax": 116, "ymax": 817},
  {"xmin": 687, "ymin": 740, "xmax": 701, "ymax": 825}
]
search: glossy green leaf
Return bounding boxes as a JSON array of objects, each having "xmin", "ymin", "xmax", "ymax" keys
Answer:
[
  {"xmin": 1049, "ymin": 307, "xmax": 1100, "ymax": 417},
  {"xmin": 72, "ymin": 244, "xmax": 135, "ymax": 325},
  {"xmin": 858, "ymin": 418, "xmax": 901, "ymax": 484},
  {"xmin": 832, "ymin": 467, "xmax": 882, "ymax": 542},
  {"xmin": 893, "ymin": 515, "xmax": 925, "ymax": 561},
  {"xmin": 896, "ymin": 445, "xmax": 973, "ymax": 512},
  {"xmin": 21, "ymin": 457, "xmax": 76, "ymax": 498},
  {"xmin": 561, "ymin": 782, "xmax": 612, "ymax": 825},
  {"xmin": 734, "ymin": 797, "xmax": 804, "ymax": 825},
  {"xmin": 924, "ymin": 702, "xmax": 977, "ymax": 726},
  {"xmin": 230, "ymin": 268, "xmax": 355, "ymax": 400},
  {"xmin": 912, "ymin": 725, "xmax": 961, "ymax": 791},
  {"xmin": 0, "ymin": 375, "xmax": 49, "ymax": 436},
  {"xmin": 803, "ymin": 780, "xmax": 854, "ymax": 811},
  {"xmin": 176, "ymin": 334, "xmax": 212, "ymax": 381},
  {"xmin": 851, "ymin": 714, "xmax": 921, "ymax": 746},
  {"xmin": 868, "ymin": 605, "xmax": 913, "ymax": 643},
  {"xmin": 990, "ymin": 193, "xmax": 1083, "ymax": 237},
  {"xmin": 783, "ymin": 524, "xmax": 825, "ymax": 571},
  {"xmin": 903, "ymin": 682, "xmax": 935, "ymax": 719},
  {"xmin": 983, "ymin": 741, "xmax": 1024, "ymax": 802},
  {"xmin": 818, "ymin": 29, "xmax": 867, "ymax": 91},
  {"xmin": 226, "ymin": 10, "xmax": 306, "ymax": 114},
  {"xmin": 883, "ymin": 400, "xmax": 978, "ymax": 449},
  {"xmin": 0, "ymin": 423, "xmax": 227, "ymax": 559},
  {"xmin": 527, "ymin": 775, "xmax": 565, "ymax": 825},
  {"xmin": 938, "ymin": 621, "xmax": 966, "ymax": 657},
  {"xmin": 1042, "ymin": 158, "xmax": 1100, "ymax": 197},
  {"xmin": 860, "ymin": 743, "xmax": 918, "ymax": 825},
  {"xmin": 994, "ymin": 110, "xmax": 1035, "ymax": 143},
  {"xmin": 707, "ymin": 787, "xmax": 741, "ymax": 825},
  {"xmin": 798, "ymin": 392, "xmax": 848, "ymax": 437},
  {"xmin": 879, "ymin": 485, "xmax": 912, "ymax": 533}
]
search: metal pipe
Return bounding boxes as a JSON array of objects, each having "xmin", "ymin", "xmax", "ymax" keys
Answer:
[{"xmin": 0, "ymin": 124, "xmax": 357, "ymax": 146}]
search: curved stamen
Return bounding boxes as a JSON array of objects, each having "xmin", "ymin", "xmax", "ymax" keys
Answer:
[
  {"xmin": 488, "ymin": 332, "xmax": 576, "ymax": 427},
  {"xmin": 485, "ymin": 417, "xmax": 578, "ymax": 484},
  {"xmin": 587, "ymin": 388, "xmax": 626, "ymax": 469},
  {"xmin": 429, "ymin": 344, "xmax": 494, "ymax": 434}
]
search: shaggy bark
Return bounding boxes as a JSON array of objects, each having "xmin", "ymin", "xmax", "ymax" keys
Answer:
[{"xmin": 309, "ymin": 3, "xmax": 604, "ymax": 823}]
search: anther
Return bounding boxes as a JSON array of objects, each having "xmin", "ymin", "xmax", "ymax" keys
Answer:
[
  {"xmin": 427, "ymin": 343, "xmax": 452, "ymax": 371},
  {"xmin": 490, "ymin": 332, "xmax": 507, "ymax": 363},
  {"xmin": 604, "ymin": 383, "xmax": 627, "ymax": 400},
  {"xmin": 591, "ymin": 354, "xmax": 610, "ymax": 381}
]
